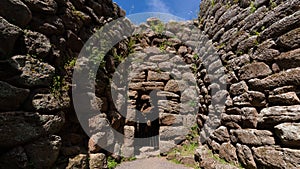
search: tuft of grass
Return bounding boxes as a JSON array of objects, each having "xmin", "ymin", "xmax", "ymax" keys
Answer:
[
  {"xmin": 128, "ymin": 38, "xmax": 136, "ymax": 54},
  {"xmin": 270, "ymin": 0, "xmax": 277, "ymax": 9},
  {"xmin": 50, "ymin": 75, "xmax": 69, "ymax": 98},
  {"xmin": 150, "ymin": 21, "xmax": 165, "ymax": 34},
  {"xmin": 211, "ymin": 0, "xmax": 215, "ymax": 7},
  {"xmin": 193, "ymin": 54, "xmax": 199, "ymax": 60},
  {"xmin": 107, "ymin": 157, "xmax": 118, "ymax": 169},
  {"xmin": 208, "ymin": 150, "xmax": 244, "ymax": 169},
  {"xmin": 250, "ymin": 1, "xmax": 256, "ymax": 13}
]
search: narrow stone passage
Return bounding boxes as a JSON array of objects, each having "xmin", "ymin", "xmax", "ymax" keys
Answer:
[{"xmin": 115, "ymin": 157, "xmax": 193, "ymax": 169}]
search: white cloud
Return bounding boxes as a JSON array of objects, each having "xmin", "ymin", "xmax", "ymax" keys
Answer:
[{"xmin": 147, "ymin": 0, "xmax": 171, "ymax": 13}]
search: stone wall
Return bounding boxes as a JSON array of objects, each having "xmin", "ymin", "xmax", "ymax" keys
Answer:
[
  {"xmin": 1, "ymin": 0, "xmax": 300, "ymax": 168},
  {"xmin": 196, "ymin": 0, "xmax": 300, "ymax": 168},
  {"xmin": 0, "ymin": 0, "xmax": 124, "ymax": 168}
]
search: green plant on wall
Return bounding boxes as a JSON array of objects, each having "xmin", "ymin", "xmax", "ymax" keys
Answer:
[
  {"xmin": 128, "ymin": 37, "xmax": 136, "ymax": 54},
  {"xmin": 50, "ymin": 75, "xmax": 69, "ymax": 98},
  {"xmin": 167, "ymin": 125, "xmax": 200, "ymax": 168},
  {"xmin": 158, "ymin": 40, "xmax": 172, "ymax": 51},
  {"xmin": 270, "ymin": 0, "xmax": 277, "ymax": 9},
  {"xmin": 107, "ymin": 157, "xmax": 118, "ymax": 169},
  {"xmin": 150, "ymin": 22, "xmax": 165, "ymax": 35},
  {"xmin": 250, "ymin": 1, "xmax": 256, "ymax": 13},
  {"xmin": 211, "ymin": 0, "xmax": 215, "ymax": 7}
]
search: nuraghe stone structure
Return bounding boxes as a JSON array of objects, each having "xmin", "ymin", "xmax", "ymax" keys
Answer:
[
  {"xmin": 195, "ymin": 0, "xmax": 300, "ymax": 169},
  {"xmin": 0, "ymin": 0, "xmax": 300, "ymax": 168}
]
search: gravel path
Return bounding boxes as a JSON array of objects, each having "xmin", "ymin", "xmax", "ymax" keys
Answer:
[{"xmin": 115, "ymin": 157, "xmax": 193, "ymax": 169}]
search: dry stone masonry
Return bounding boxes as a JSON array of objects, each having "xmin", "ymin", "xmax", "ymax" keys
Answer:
[
  {"xmin": 195, "ymin": 0, "xmax": 300, "ymax": 168},
  {"xmin": 0, "ymin": 0, "xmax": 300, "ymax": 168},
  {"xmin": 0, "ymin": 0, "xmax": 124, "ymax": 168}
]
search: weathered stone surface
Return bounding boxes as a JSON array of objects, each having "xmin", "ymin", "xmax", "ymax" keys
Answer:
[
  {"xmin": 23, "ymin": 0, "xmax": 58, "ymax": 14},
  {"xmin": 158, "ymin": 100, "xmax": 180, "ymax": 114},
  {"xmin": 247, "ymin": 91, "xmax": 266, "ymax": 107},
  {"xmin": 240, "ymin": 6, "xmax": 267, "ymax": 31},
  {"xmin": 227, "ymin": 54, "xmax": 250, "ymax": 71},
  {"xmin": 275, "ymin": 123, "xmax": 300, "ymax": 148},
  {"xmin": 236, "ymin": 144, "xmax": 257, "ymax": 169},
  {"xmin": 237, "ymin": 35, "xmax": 257, "ymax": 53},
  {"xmin": 233, "ymin": 91, "xmax": 266, "ymax": 107},
  {"xmin": 149, "ymin": 54, "xmax": 170, "ymax": 62},
  {"xmin": 30, "ymin": 16, "xmax": 65, "ymax": 35},
  {"xmin": 66, "ymin": 154, "xmax": 88, "ymax": 169},
  {"xmin": 230, "ymin": 81, "xmax": 248, "ymax": 96},
  {"xmin": 230, "ymin": 129, "xmax": 275, "ymax": 146},
  {"xmin": 159, "ymin": 113, "xmax": 182, "ymax": 126},
  {"xmin": 260, "ymin": 10, "xmax": 300, "ymax": 41},
  {"xmin": 24, "ymin": 135, "xmax": 61, "ymax": 169},
  {"xmin": 252, "ymin": 146, "xmax": 300, "ymax": 169},
  {"xmin": 147, "ymin": 70, "xmax": 170, "ymax": 81},
  {"xmin": 157, "ymin": 91, "xmax": 180, "ymax": 99},
  {"xmin": 0, "ymin": 111, "xmax": 64, "ymax": 148},
  {"xmin": 88, "ymin": 115, "xmax": 110, "ymax": 134},
  {"xmin": 195, "ymin": 145, "xmax": 241, "ymax": 169},
  {"xmin": 123, "ymin": 125, "xmax": 134, "ymax": 147},
  {"xmin": 159, "ymin": 126, "xmax": 188, "ymax": 141},
  {"xmin": 221, "ymin": 114, "xmax": 242, "ymax": 128},
  {"xmin": 0, "ymin": 16, "xmax": 22, "ymax": 59},
  {"xmin": 251, "ymin": 0, "xmax": 300, "ymax": 32},
  {"xmin": 272, "ymin": 85, "xmax": 297, "ymax": 95},
  {"xmin": 8, "ymin": 55, "xmax": 55, "ymax": 87},
  {"xmin": 159, "ymin": 140, "xmax": 176, "ymax": 154},
  {"xmin": 129, "ymin": 81, "xmax": 164, "ymax": 91},
  {"xmin": 89, "ymin": 153, "xmax": 107, "ymax": 169},
  {"xmin": 258, "ymin": 105, "xmax": 300, "ymax": 127},
  {"xmin": 121, "ymin": 146, "xmax": 134, "ymax": 158},
  {"xmin": 219, "ymin": 142, "xmax": 238, "ymax": 165},
  {"xmin": 241, "ymin": 107, "xmax": 258, "ymax": 128},
  {"xmin": 40, "ymin": 112, "xmax": 65, "ymax": 134},
  {"xmin": 164, "ymin": 80, "xmax": 180, "ymax": 92},
  {"xmin": 0, "ymin": 146, "xmax": 28, "ymax": 169},
  {"xmin": 277, "ymin": 27, "xmax": 300, "ymax": 50},
  {"xmin": 274, "ymin": 48, "xmax": 300, "ymax": 70},
  {"xmin": 269, "ymin": 92, "xmax": 300, "ymax": 105},
  {"xmin": 59, "ymin": 145, "xmax": 80, "ymax": 156},
  {"xmin": 31, "ymin": 93, "xmax": 69, "ymax": 113},
  {"xmin": 210, "ymin": 126, "xmax": 230, "ymax": 142},
  {"xmin": 254, "ymin": 0, "xmax": 268, "ymax": 7},
  {"xmin": 89, "ymin": 129, "xmax": 114, "ymax": 150},
  {"xmin": 0, "ymin": 0, "xmax": 32, "ymax": 27},
  {"xmin": 66, "ymin": 30, "xmax": 84, "ymax": 53},
  {"xmin": 0, "ymin": 81, "xmax": 29, "ymax": 111},
  {"xmin": 238, "ymin": 62, "xmax": 272, "ymax": 80},
  {"xmin": 252, "ymin": 39, "xmax": 280, "ymax": 61},
  {"xmin": 248, "ymin": 68, "xmax": 300, "ymax": 91},
  {"xmin": 22, "ymin": 30, "xmax": 52, "ymax": 59}
]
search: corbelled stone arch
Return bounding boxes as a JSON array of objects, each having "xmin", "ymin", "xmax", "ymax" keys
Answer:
[{"xmin": 73, "ymin": 13, "xmax": 224, "ymax": 158}]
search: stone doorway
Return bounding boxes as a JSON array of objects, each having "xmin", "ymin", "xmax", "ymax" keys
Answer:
[{"xmin": 120, "ymin": 49, "xmax": 199, "ymax": 157}]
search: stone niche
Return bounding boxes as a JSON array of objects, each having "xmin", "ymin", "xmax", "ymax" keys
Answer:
[{"xmin": 112, "ymin": 49, "xmax": 199, "ymax": 158}]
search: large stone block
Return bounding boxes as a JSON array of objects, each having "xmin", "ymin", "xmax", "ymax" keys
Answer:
[
  {"xmin": 230, "ymin": 129, "xmax": 275, "ymax": 146},
  {"xmin": 8, "ymin": 55, "xmax": 55, "ymax": 88},
  {"xmin": 0, "ymin": 0, "xmax": 32, "ymax": 27},
  {"xmin": 24, "ymin": 135, "xmax": 61, "ymax": 169},
  {"xmin": 0, "ymin": 81, "xmax": 29, "ymax": 111},
  {"xmin": 0, "ymin": 16, "xmax": 22, "ymax": 59},
  {"xmin": 275, "ymin": 123, "xmax": 300, "ymax": 148},
  {"xmin": 238, "ymin": 62, "xmax": 272, "ymax": 80},
  {"xmin": 249, "ymin": 68, "xmax": 300, "ymax": 91},
  {"xmin": 252, "ymin": 146, "xmax": 300, "ymax": 168},
  {"xmin": 0, "ymin": 111, "xmax": 64, "ymax": 148},
  {"xmin": 258, "ymin": 105, "xmax": 300, "ymax": 128}
]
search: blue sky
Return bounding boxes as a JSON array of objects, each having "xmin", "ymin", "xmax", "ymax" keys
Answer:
[{"xmin": 113, "ymin": 0, "xmax": 200, "ymax": 20}]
